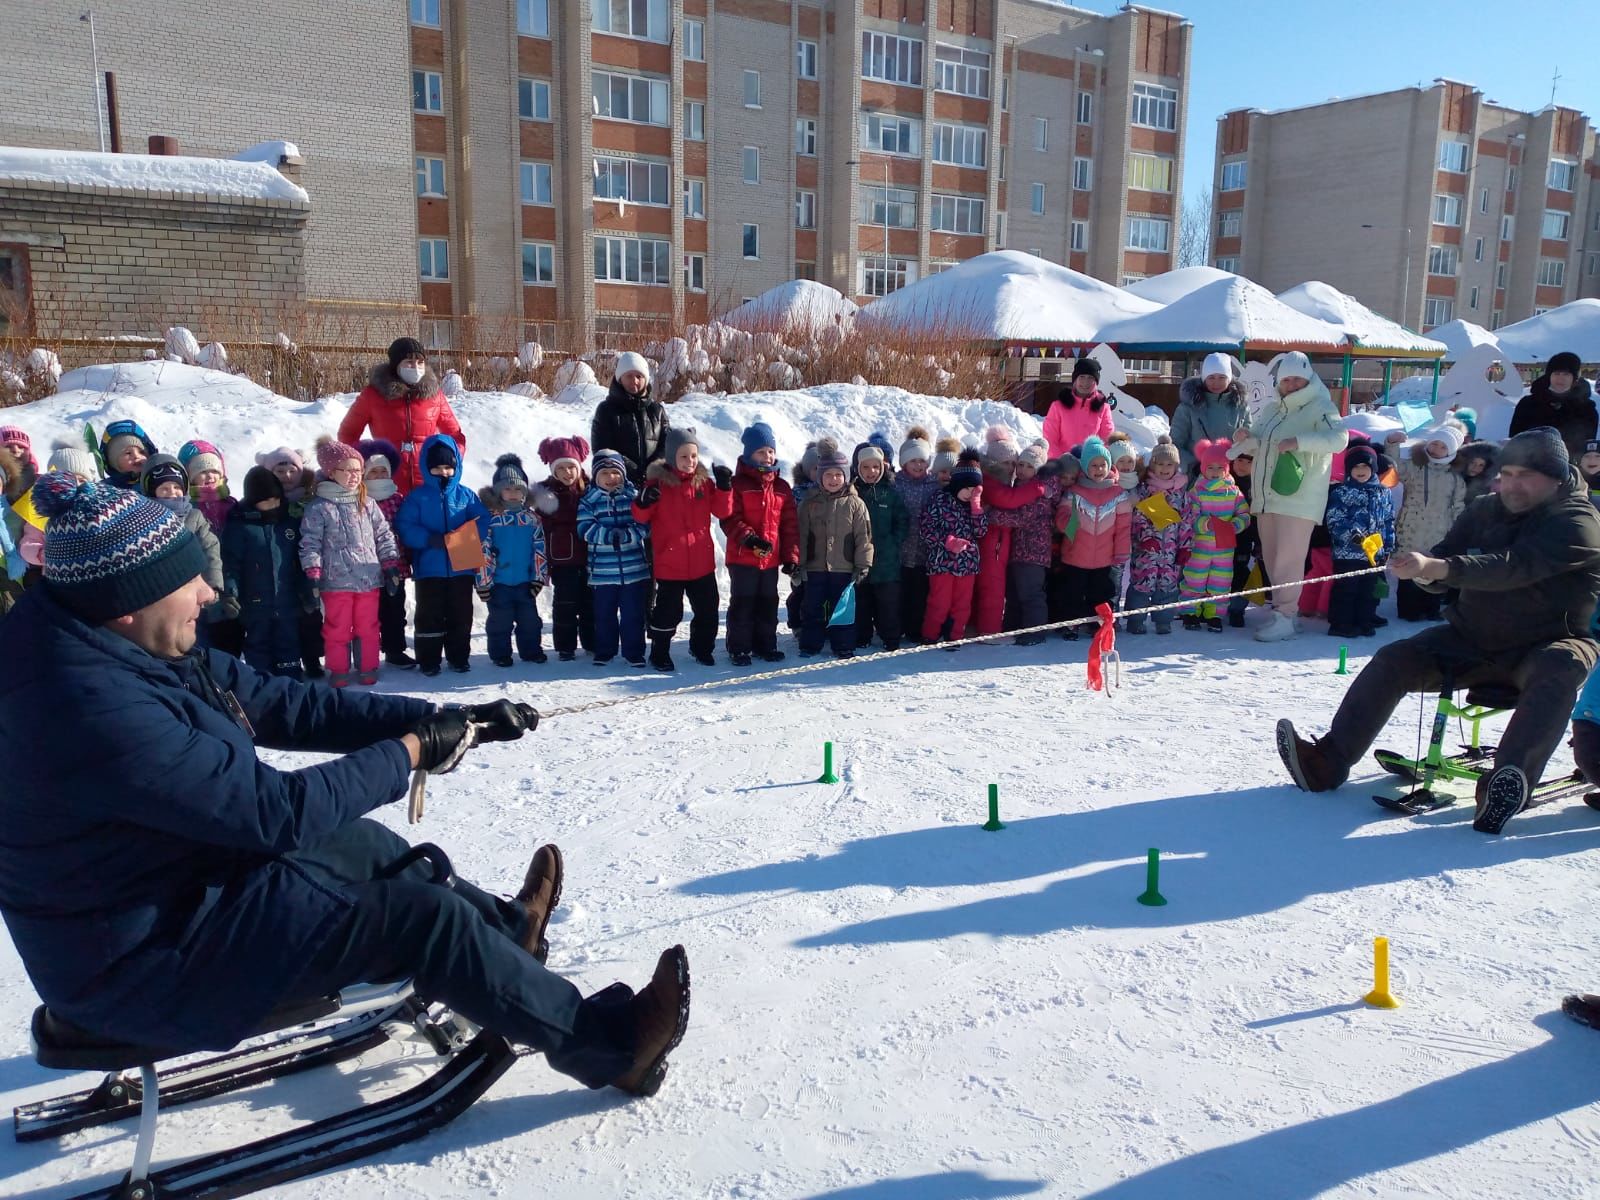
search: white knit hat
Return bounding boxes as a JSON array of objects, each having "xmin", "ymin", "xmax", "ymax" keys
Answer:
[
  {"xmin": 899, "ymin": 426, "xmax": 932, "ymax": 466},
  {"xmin": 614, "ymin": 351, "xmax": 651, "ymax": 383},
  {"xmin": 1202, "ymin": 352, "xmax": 1235, "ymax": 380},
  {"xmin": 1274, "ymin": 351, "xmax": 1315, "ymax": 385},
  {"xmin": 1422, "ymin": 423, "xmax": 1465, "ymax": 460}
]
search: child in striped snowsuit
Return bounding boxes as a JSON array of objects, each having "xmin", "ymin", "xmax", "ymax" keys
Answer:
[{"xmin": 1180, "ymin": 438, "xmax": 1249, "ymax": 631}]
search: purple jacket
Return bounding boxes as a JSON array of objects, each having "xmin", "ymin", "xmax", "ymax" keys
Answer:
[{"xmin": 991, "ymin": 475, "xmax": 1061, "ymax": 567}]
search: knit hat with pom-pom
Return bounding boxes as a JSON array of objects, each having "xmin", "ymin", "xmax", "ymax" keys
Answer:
[
  {"xmin": 539, "ymin": 435, "xmax": 590, "ymax": 470},
  {"xmin": 947, "ymin": 448, "xmax": 984, "ymax": 492},
  {"xmin": 1194, "ymin": 438, "xmax": 1233, "ymax": 470},
  {"xmin": 983, "ymin": 426, "xmax": 1019, "ymax": 466},
  {"xmin": 899, "ymin": 425, "xmax": 932, "ymax": 466},
  {"xmin": 492, "ymin": 453, "xmax": 531, "ymax": 491},
  {"xmin": 1147, "ymin": 434, "xmax": 1180, "ymax": 470},
  {"xmin": 177, "ymin": 439, "xmax": 225, "ymax": 482},
  {"xmin": 931, "ymin": 435, "xmax": 964, "ymax": 477},
  {"xmin": 34, "ymin": 472, "xmax": 209, "ymax": 623},
  {"xmin": 815, "ymin": 437, "xmax": 849, "ymax": 474},
  {"xmin": 47, "ymin": 441, "xmax": 101, "ymax": 481},
  {"xmin": 868, "ymin": 431, "xmax": 896, "ymax": 467},
  {"xmin": 314, "ymin": 435, "xmax": 364, "ymax": 476},
  {"xmin": 1078, "ymin": 436, "xmax": 1114, "ymax": 472},
  {"xmin": 1018, "ymin": 439, "xmax": 1051, "ymax": 469},
  {"xmin": 256, "ymin": 446, "xmax": 304, "ymax": 474}
]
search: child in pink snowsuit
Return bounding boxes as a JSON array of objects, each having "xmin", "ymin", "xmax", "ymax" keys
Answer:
[{"xmin": 1181, "ymin": 438, "xmax": 1249, "ymax": 631}]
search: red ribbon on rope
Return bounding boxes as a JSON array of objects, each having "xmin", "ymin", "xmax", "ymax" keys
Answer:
[{"xmin": 1086, "ymin": 601, "xmax": 1116, "ymax": 692}]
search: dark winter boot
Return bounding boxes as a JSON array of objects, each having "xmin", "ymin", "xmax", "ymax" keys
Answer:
[
  {"xmin": 650, "ymin": 639, "xmax": 676, "ymax": 672},
  {"xmin": 1206, "ymin": 617, "xmax": 1224, "ymax": 632},
  {"xmin": 386, "ymin": 650, "xmax": 418, "ymax": 669},
  {"xmin": 612, "ymin": 945, "xmax": 691, "ymax": 1097},
  {"xmin": 1562, "ymin": 994, "xmax": 1600, "ymax": 1030},
  {"xmin": 1473, "ymin": 765, "xmax": 1529, "ymax": 834},
  {"xmin": 730, "ymin": 651, "xmax": 753, "ymax": 667},
  {"xmin": 1228, "ymin": 609, "xmax": 1246, "ymax": 628},
  {"xmin": 690, "ymin": 651, "xmax": 716, "ymax": 667},
  {"xmin": 1181, "ymin": 613, "xmax": 1202, "ymax": 631},
  {"xmin": 1275, "ymin": 719, "xmax": 1350, "ymax": 793},
  {"xmin": 515, "ymin": 844, "xmax": 563, "ymax": 963},
  {"xmin": 756, "ymin": 649, "xmax": 786, "ymax": 663}
]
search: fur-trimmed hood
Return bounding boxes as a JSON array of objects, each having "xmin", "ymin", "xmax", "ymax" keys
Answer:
[
  {"xmin": 647, "ymin": 459, "xmax": 711, "ymax": 489},
  {"xmin": 2, "ymin": 448, "xmax": 37, "ymax": 503},
  {"xmin": 477, "ymin": 481, "xmax": 559, "ymax": 515},
  {"xmin": 367, "ymin": 362, "xmax": 443, "ymax": 403},
  {"xmin": 1178, "ymin": 375, "xmax": 1245, "ymax": 407},
  {"xmin": 1456, "ymin": 439, "xmax": 1498, "ymax": 471}
]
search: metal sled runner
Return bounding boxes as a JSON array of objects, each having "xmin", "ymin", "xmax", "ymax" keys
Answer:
[{"xmin": 15, "ymin": 979, "xmax": 515, "ymax": 1199}]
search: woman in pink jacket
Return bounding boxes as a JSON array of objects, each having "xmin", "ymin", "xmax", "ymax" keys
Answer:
[{"xmin": 1042, "ymin": 358, "xmax": 1116, "ymax": 460}]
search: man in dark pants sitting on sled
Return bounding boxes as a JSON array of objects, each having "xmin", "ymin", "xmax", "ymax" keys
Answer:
[
  {"xmin": 0, "ymin": 476, "xmax": 688, "ymax": 1095},
  {"xmin": 1278, "ymin": 427, "xmax": 1600, "ymax": 833}
]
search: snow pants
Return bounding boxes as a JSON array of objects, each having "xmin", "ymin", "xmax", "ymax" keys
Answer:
[
  {"xmin": 922, "ymin": 572, "xmax": 976, "ymax": 644},
  {"xmin": 487, "ymin": 583, "xmax": 543, "ymax": 662},
  {"xmin": 1229, "ymin": 534, "xmax": 1266, "ymax": 619},
  {"xmin": 974, "ymin": 527, "xmax": 1012, "ymax": 635},
  {"xmin": 1396, "ymin": 577, "xmax": 1443, "ymax": 622},
  {"xmin": 322, "ymin": 589, "xmax": 380, "ymax": 680},
  {"xmin": 726, "ymin": 564, "xmax": 780, "ymax": 657},
  {"xmin": 280, "ymin": 819, "xmax": 635, "ymax": 1089},
  {"xmin": 1058, "ymin": 564, "xmax": 1115, "ymax": 627},
  {"xmin": 1257, "ymin": 512, "xmax": 1315, "ymax": 618},
  {"xmin": 1180, "ymin": 542, "xmax": 1233, "ymax": 616},
  {"xmin": 379, "ymin": 580, "xmax": 409, "ymax": 657},
  {"xmin": 1007, "ymin": 563, "xmax": 1048, "ymax": 633},
  {"xmin": 549, "ymin": 563, "xmax": 595, "ymax": 656},
  {"xmin": 1126, "ymin": 585, "xmax": 1179, "ymax": 634},
  {"xmin": 899, "ymin": 565, "xmax": 929, "ymax": 643},
  {"xmin": 1299, "ymin": 545, "xmax": 1333, "ymax": 619},
  {"xmin": 650, "ymin": 572, "xmax": 720, "ymax": 660},
  {"xmin": 801, "ymin": 570, "xmax": 856, "ymax": 655},
  {"xmin": 1327, "ymin": 560, "xmax": 1379, "ymax": 632},
  {"xmin": 1325, "ymin": 624, "xmax": 1598, "ymax": 784},
  {"xmin": 241, "ymin": 605, "xmax": 304, "ymax": 678},
  {"xmin": 592, "ymin": 579, "xmax": 647, "ymax": 663},
  {"xmin": 415, "ymin": 576, "xmax": 476, "ymax": 671},
  {"xmin": 855, "ymin": 578, "xmax": 902, "ymax": 650}
]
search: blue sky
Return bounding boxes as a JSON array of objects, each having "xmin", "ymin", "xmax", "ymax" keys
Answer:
[{"xmin": 1167, "ymin": 0, "xmax": 1599, "ymax": 201}]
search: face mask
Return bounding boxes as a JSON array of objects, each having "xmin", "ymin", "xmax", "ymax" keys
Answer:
[{"xmin": 398, "ymin": 363, "xmax": 424, "ymax": 385}]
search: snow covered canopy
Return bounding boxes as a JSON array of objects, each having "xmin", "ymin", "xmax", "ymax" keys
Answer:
[
  {"xmin": 1493, "ymin": 299, "xmax": 1600, "ymax": 366},
  {"xmin": 858, "ymin": 250, "xmax": 1159, "ymax": 346},
  {"xmin": 1428, "ymin": 318, "xmax": 1503, "ymax": 363},
  {"xmin": 1096, "ymin": 276, "xmax": 1349, "ymax": 353},
  {"xmin": 0, "ymin": 146, "xmax": 308, "ymax": 203},
  {"xmin": 1122, "ymin": 265, "xmax": 1243, "ymax": 306},
  {"xmin": 1276, "ymin": 281, "xmax": 1445, "ymax": 358},
  {"xmin": 720, "ymin": 280, "xmax": 858, "ymax": 333}
]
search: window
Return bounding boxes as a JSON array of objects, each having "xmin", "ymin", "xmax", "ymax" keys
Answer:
[
  {"xmin": 684, "ymin": 253, "xmax": 705, "ymax": 292},
  {"xmin": 683, "ymin": 19, "xmax": 704, "ymax": 60},
  {"xmin": 1030, "ymin": 182, "xmax": 1045, "ymax": 216},
  {"xmin": 1590, "ymin": 253, "xmax": 1600, "ymax": 277},
  {"xmin": 743, "ymin": 70, "xmax": 761, "ymax": 108},
  {"xmin": 1128, "ymin": 153, "xmax": 1174, "ymax": 193},
  {"xmin": 860, "ymin": 255, "xmax": 915, "ymax": 297},
  {"xmin": 796, "ymin": 118, "xmax": 817, "ymax": 156},
  {"xmin": 594, "ymin": 235, "xmax": 672, "ymax": 284},
  {"xmin": 1491, "ymin": 309, "xmax": 1504, "ymax": 329},
  {"xmin": 594, "ymin": 156, "xmax": 670, "ymax": 206},
  {"xmin": 1469, "ymin": 286, "xmax": 1479, "ymax": 309},
  {"xmin": 1076, "ymin": 91, "xmax": 1093, "ymax": 125},
  {"xmin": 522, "ymin": 241, "xmax": 554, "ymax": 285},
  {"xmin": 1537, "ymin": 258, "xmax": 1566, "ymax": 287},
  {"xmin": 415, "ymin": 155, "xmax": 446, "ymax": 197},
  {"xmin": 419, "ymin": 238, "xmax": 449, "ymax": 280},
  {"xmin": 1220, "ymin": 159, "xmax": 1247, "ymax": 191},
  {"xmin": 593, "ymin": 71, "xmax": 669, "ymax": 125},
  {"xmin": 1432, "ymin": 193, "xmax": 1462, "ymax": 226},
  {"xmin": 1073, "ymin": 157, "xmax": 1092, "ymax": 191},
  {"xmin": 1070, "ymin": 220, "xmax": 1086, "ymax": 252},
  {"xmin": 995, "ymin": 212, "xmax": 1005, "ymax": 248},
  {"xmin": 797, "ymin": 40, "xmax": 818, "ymax": 80},
  {"xmin": 742, "ymin": 146, "xmax": 759, "ymax": 184},
  {"xmin": 410, "ymin": 0, "xmax": 440, "ymax": 26},
  {"xmin": 412, "ymin": 70, "xmax": 443, "ymax": 113},
  {"xmin": 685, "ymin": 101, "xmax": 704, "ymax": 140},
  {"xmin": 592, "ymin": 0, "xmax": 669, "ymax": 41},
  {"xmin": 1595, "ymin": 211, "xmax": 1600, "ymax": 232},
  {"xmin": 1542, "ymin": 209, "xmax": 1570, "ymax": 240},
  {"xmin": 1535, "ymin": 306, "xmax": 1553, "ymax": 316},
  {"xmin": 1423, "ymin": 297, "xmax": 1453, "ymax": 327},
  {"xmin": 1508, "ymin": 166, "xmax": 1519, "ymax": 193},
  {"xmin": 861, "ymin": 31, "xmax": 922, "ymax": 85},
  {"xmin": 1214, "ymin": 255, "xmax": 1240, "ymax": 272},
  {"xmin": 683, "ymin": 178, "xmax": 705, "ymax": 218},
  {"xmin": 1126, "ymin": 216, "xmax": 1170, "ymax": 252},
  {"xmin": 1130, "ymin": 82, "xmax": 1177, "ymax": 130},
  {"xmin": 1217, "ymin": 209, "xmax": 1241, "ymax": 238},
  {"xmin": 517, "ymin": 0, "xmax": 548, "ymax": 36},
  {"xmin": 931, "ymin": 194, "xmax": 985, "ymax": 235},
  {"xmin": 931, "ymin": 122, "xmax": 986, "ymax": 167},
  {"xmin": 1496, "ymin": 262, "xmax": 1508, "ymax": 289},
  {"xmin": 795, "ymin": 189, "xmax": 816, "ymax": 229},
  {"xmin": 1427, "ymin": 244, "xmax": 1459, "ymax": 276},
  {"xmin": 860, "ymin": 113, "xmax": 920, "ymax": 156},
  {"xmin": 519, "ymin": 161, "xmax": 552, "ymax": 205},
  {"xmin": 1479, "ymin": 187, "xmax": 1489, "ymax": 214},
  {"xmin": 1438, "ymin": 140, "xmax": 1469, "ymax": 172},
  {"xmin": 860, "ymin": 184, "xmax": 917, "ymax": 228},
  {"xmin": 742, "ymin": 223, "xmax": 760, "ymax": 259},
  {"xmin": 1501, "ymin": 214, "xmax": 1514, "ymax": 240},
  {"xmin": 796, "ymin": 260, "xmax": 816, "ymax": 280},
  {"xmin": 1033, "ymin": 118, "xmax": 1048, "ymax": 152},
  {"xmin": 998, "ymin": 146, "xmax": 1006, "ymax": 180},
  {"xmin": 1026, "ymin": 248, "xmax": 1042, "ymax": 258},
  {"xmin": 1474, "ymin": 236, "xmax": 1484, "ymax": 262},
  {"xmin": 1548, "ymin": 159, "xmax": 1578, "ymax": 191},
  {"xmin": 934, "ymin": 43, "xmax": 989, "ymax": 98},
  {"xmin": 518, "ymin": 78, "xmax": 551, "ymax": 120}
]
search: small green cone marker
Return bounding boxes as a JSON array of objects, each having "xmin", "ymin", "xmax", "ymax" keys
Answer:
[
  {"xmin": 981, "ymin": 783, "xmax": 1005, "ymax": 831},
  {"xmin": 1137, "ymin": 847, "xmax": 1167, "ymax": 906},
  {"xmin": 1336, "ymin": 646, "xmax": 1349, "ymax": 675},
  {"xmin": 817, "ymin": 741, "xmax": 839, "ymax": 784}
]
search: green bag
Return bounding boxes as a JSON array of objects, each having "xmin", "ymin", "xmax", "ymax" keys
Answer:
[{"xmin": 1271, "ymin": 449, "xmax": 1305, "ymax": 495}]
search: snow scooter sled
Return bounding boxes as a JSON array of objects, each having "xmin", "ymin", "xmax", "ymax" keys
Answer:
[{"xmin": 1372, "ymin": 682, "xmax": 1588, "ymax": 816}]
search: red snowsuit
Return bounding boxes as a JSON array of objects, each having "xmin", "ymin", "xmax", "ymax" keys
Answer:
[
  {"xmin": 337, "ymin": 365, "xmax": 465, "ymax": 495},
  {"xmin": 974, "ymin": 476, "xmax": 1046, "ymax": 634}
]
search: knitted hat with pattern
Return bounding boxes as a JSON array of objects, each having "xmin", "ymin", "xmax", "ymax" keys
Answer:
[{"xmin": 177, "ymin": 439, "xmax": 224, "ymax": 481}]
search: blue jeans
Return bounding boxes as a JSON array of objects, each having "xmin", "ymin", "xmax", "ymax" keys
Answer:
[
  {"xmin": 487, "ymin": 583, "xmax": 543, "ymax": 661},
  {"xmin": 592, "ymin": 580, "xmax": 648, "ymax": 662}
]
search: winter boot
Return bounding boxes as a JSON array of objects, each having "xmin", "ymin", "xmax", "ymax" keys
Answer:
[
  {"xmin": 1228, "ymin": 609, "xmax": 1246, "ymax": 629},
  {"xmin": 1255, "ymin": 611, "xmax": 1298, "ymax": 643},
  {"xmin": 523, "ymin": 649, "xmax": 549, "ymax": 664},
  {"xmin": 559, "ymin": 650, "xmax": 577, "ymax": 662},
  {"xmin": 329, "ymin": 671, "xmax": 352, "ymax": 689},
  {"xmin": 1562, "ymin": 994, "xmax": 1600, "ymax": 1030},
  {"xmin": 1206, "ymin": 617, "xmax": 1224, "ymax": 632},
  {"xmin": 386, "ymin": 650, "xmax": 418, "ymax": 669},
  {"xmin": 612, "ymin": 945, "xmax": 691, "ymax": 1097},
  {"xmin": 757, "ymin": 649, "xmax": 786, "ymax": 663},
  {"xmin": 1181, "ymin": 613, "xmax": 1202, "ymax": 631},
  {"xmin": 492, "ymin": 656, "xmax": 514, "ymax": 668},
  {"xmin": 515, "ymin": 844, "xmax": 563, "ymax": 963},
  {"xmin": 730, "ymin": 651, "xmax": 753, "ymax": 667},
  {"xmin": 691, "ymin": 651, "xmax": 716, "ymax": 667},
  {"xmin": 1473, "ymin": 765, "xmax": 1530, "ymax": 834},
  {"xmin": 650, "ymin": 639, "xmax": 676, "ymax": 672},
  {"xmin": 358, "ymin": 671, "xmax": 379, "ymax": 686},
  {"xmin": 1275, "ymin": 719, "xmax": 1350, "ymax": 793}
]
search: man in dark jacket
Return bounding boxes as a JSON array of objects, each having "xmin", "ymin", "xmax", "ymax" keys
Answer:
[
  {"xmin": 590, "ymin": 351, "xmax": 669, "ymax": 487},
  {"xmin": 0, "ymin": 475, "xmax": 689, "ymax": 1095},
  {"xmin": 1509, "ymin": 350, "xmax": 1597, "ymax": 462},
  {"xmin": 1277, "ymin": 427, "xmax": 1600, "ymax": 833}
]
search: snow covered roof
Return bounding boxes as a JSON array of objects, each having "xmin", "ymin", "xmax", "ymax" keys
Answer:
[
  {"xmin": 1493, "ymin": 299, "xmax": 1600, "ymax": 366},
  {"xmin": 1428, "ymin": 318, "xmax": 1502, "ymax": 362},
  {"xmin": 1123, "ymin": 266, "xmax": 1244, "ymax": 306},
  {"xmin": 1276, "ymin": 281, "xmax": 1446, "ymax": 356},
  {"xmin": 0, "ymin": 146, "xmax": 308, "ymax": 204},
  {"xmin": 720, "ymin": 280, "xmax": 858, "ymax": 332},
  {"xmin": 232, "ymin": 140, "xmax": 304, "ymax": 167},
  {"xmin": 859, "ymin": 250, "xmax": 1159, "ymax": 345},
  {"xmin": 1096, "ymin": 276, "xmax": 1350, "ymax": 352}
]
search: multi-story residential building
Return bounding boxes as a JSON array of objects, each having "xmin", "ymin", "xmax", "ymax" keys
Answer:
[{"xmin": 1213, "ymin": 80, "xmax": 1600, "ymax": 333}]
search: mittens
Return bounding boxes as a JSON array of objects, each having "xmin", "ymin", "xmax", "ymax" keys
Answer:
[{"xmin": 944, "ymin": 535, "xmax": 971, "ymax": 554}]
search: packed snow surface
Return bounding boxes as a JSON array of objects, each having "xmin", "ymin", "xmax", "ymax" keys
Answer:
[
  {"xmin": 3, "ymin": 362, "xmax": 1600, "ymax": 1198},
  {"xmin": 1428, "ymin": 319, "xmax": 1504, "ymax": 363},
  {"xmin": 1277, "ymin": 281, "xmax": 1447, "ymax": 356},
  {"xmin": 1123, "ymin": 265, "xmax": 1243, "ymax": 306},
  {"xmin": 0, "ymin": 146, "xmax": 308, "ymax": 203}
]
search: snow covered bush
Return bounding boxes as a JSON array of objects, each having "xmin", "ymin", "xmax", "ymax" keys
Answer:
[
  {"xmin": 552, "ymin": 359, "xmax": 598, "ymax": 392},
  {"xmin": 164, "ymin": 326, "xmax": 200, "ymax": 364},
  {"xmin": 196, "ymin": 342, "xmax": 230, "ymax": 372}
]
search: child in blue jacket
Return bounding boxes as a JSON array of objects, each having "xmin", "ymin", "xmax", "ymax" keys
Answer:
[
  {"xmin": 1323, "ymin": 443, "xmax": 1395, "ymax": 638},
  {"xmin": 477, "ymin": 454, "xmax": 555, "ymax": 666},
  {"xmin": 577, "ymin": 448, "xmax": 650, "ymax": 667},
  {"xmin": 395, "ymin": 434, "xmax": 490, "ymax": 675}
]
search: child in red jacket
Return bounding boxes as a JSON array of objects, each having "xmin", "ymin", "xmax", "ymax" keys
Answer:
[
  {"xmin": 634, "ymin": 426, "xmax": 736, "ymax": 670},
  {"xmin": 721, "ymin": 421, "xmax": 798, "ymax": 666},
  {"xmin": 538, "ymin": 435, "xmax": 596, "ymax": 661}
]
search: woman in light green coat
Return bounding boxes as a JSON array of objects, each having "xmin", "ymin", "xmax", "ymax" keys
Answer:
[{"xmin": 1229, "ymin": 351, "xmax": 1348, "ymax": 642}]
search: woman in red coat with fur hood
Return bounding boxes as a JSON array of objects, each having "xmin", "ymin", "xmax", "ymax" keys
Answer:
[{"xmin": 337, "ymin": 337, "xmax": 465, "ymax": 495}]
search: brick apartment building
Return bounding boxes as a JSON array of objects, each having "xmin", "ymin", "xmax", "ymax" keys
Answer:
[{"xmin": 1213, "ymin": 80, "xmax": 1600, "ymax": 334}]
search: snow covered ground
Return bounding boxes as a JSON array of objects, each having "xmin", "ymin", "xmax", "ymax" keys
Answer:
[{"xmin": 3, "ymin": 364, "xmax": 1600, "ymax": 1199}]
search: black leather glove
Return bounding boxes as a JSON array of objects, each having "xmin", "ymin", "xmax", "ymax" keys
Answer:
[
  {"xmin": 712, "ymin": 464, "xmax": 733, "ymax": 491},
  {"xmin": 528, "ymin": 581, "xmax": 544, "ymax": 599},
  {"xmin": 742, "ymin": 533, "xmax": 774, "ymax": 554},
  {"xmin": 636, "ymin": 485, "xmax": 660, "ymax": 509},
  {"xmin": 303, "ymin": 582, "xmax": 322, "ymax": 617},
  {"xmin": 780, "ymin": 563, "xmax": 797, "ymax": 576},
  {"xmin": 411, "ymin": 708, "xmax": 472, "ymax": 773},
  {"xmin": 464, "ymin": 699, "xmax": 537, "ymax": 742}
]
